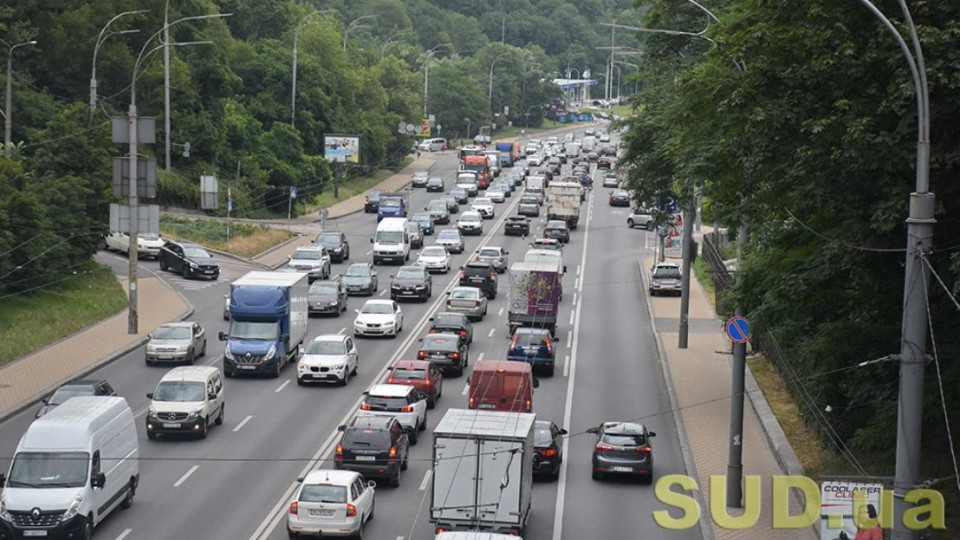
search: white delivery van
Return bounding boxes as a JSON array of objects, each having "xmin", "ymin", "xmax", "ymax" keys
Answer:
[
  {"xmin": 371, "ymin": 217, "xmax": 411, "ymax": 265},
  {"xmin": 581, "ymin": 135, "xmax": 597, "ymax": 153},
  {"xmin": 483, "ymin": 151, "xmax": 501, "ymax": 177},
  {"xmin": 146, "ymin": 365, "xmax": 225, "ymax": 439},
  {"xmin": 0, "ymin": 396, "xmax": 139, "ymax": 539}
]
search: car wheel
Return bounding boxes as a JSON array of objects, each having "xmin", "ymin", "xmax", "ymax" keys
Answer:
[
  {"xmin": 408, "ymin": 428, "xmax": 418, "ymax": 445},
  {"xmin": 288, "ymin": 527, "xmax": 299, "ymax": 539},
  {"xmin": 199, "ymin": 340, "xmax": 206, "ymax": 357},
  {"xmin": 418, "ymin": 414, "xmax": 427, "ymax": 432},
  {"xmin": 401, "ymin": 454, "xmax": 409, "ymax": 471},
  {"xmin": 120, "ymin": 479, "xmax": 135, "ymax": 509},
  {"xmin": 273, "ymin": 359, "xmax": 282, "ymax": 378},
  {"xmin": 145, "ymin": 358, "xmax": 153, "ymax": 367},
  {"xmin": 388, "ymin": 470, "xmax": 400, "ymax": 488},
  {"xmin": 215, "ymin": 404, "xmax": 224, "ymax": 425},
  {"xmin": 81, "ymin": 516, "xmax": 94, "ymax": 540},
  {"xmin": 159, "ymin": 259, "xmax": 168, "ymax": 271},
  {"xmin": 427, "ymin": 396, "xmax": 436, "ymax": 410},
  {"xmin": 341, "ymin": 369, "xmax": 350, "ymax": 386},
  {"xmin": 147, "ymin": 431, "xmax": 157, "ymax": 440},
  {"xmin": 225, "ymin": 369, "xmax": 235, "ymax": 378},
  {"xmin": 198, "ymin": 417, "xmax": 209, "ymax": 439},
  {"xmin": 642, "ymin": 472, "xmax": 653, "ymax": 484}
]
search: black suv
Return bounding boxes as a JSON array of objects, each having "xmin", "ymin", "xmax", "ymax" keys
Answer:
[
  {"xmin": 315, "ymin": 231, "xmax": 350, "ymax": 262},
  {"xmin": 459, "ymin": 261, "xmax": 498, "ymax": 299},
  {"xmin": 335, "ymin": 416, "xmax": 409, "ymax": 487},
  {"xmin": 390, "ymin": 266, "xmax": 433, "ymax": 302},
  {"xmin": 504, "ymin": 216, "xmax": 530, "ymax": 237},
  {"xmin": 159, "ymin": 241, "xmax": 220, "ymax": 279}
]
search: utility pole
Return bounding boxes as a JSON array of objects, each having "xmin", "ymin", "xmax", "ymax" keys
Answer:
[
  {"xmin": 163, "ymin": 0, "xmax": 171, "ymax": 170},
  {"xmin": 423, "ymin": 56, "xmax": 429, "ymax": 118},
  {"xmin": 678, "ymin": 193, "xmax": 695, "ymax": 348},
  {"xmin": 726, "ymin": 222, "xmax": 749, "ymax": 506},
  {"xmin": 126, "ymin": 99, "xmax": 140, "ymax": 334}
]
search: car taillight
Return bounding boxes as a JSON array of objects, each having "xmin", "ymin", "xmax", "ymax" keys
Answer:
[
  {"xmin": 360, "ymin": 403, "xmax": 372, "ymax": 410},
  {"xmin": 418, "ymin": 351, "xmax": 428, "ymax": 359},
  {"xmin": 447, "ymin": 300, "xmax": 452, "ymax": 306},
  {"xmin": 637, "ymin": 445, "xmax": 652, "ymax": 455},
  {"xmin": 460, "ymin": 330, "xmax": 467, "ymax": 337},
  {"xmin": 388, "ymin": 447, "xmax": 399, "ymax": 461},
  {"xmin": 510, "ymin": 335, "xmax": 519, "ymax": 348},
  {"xmin": 545, "ymin": 339, "xmax": 553, "ymax": 353},
  {"xmin": 490, "ymin": 272, "xmax": 496, "ymax": 279},
  {"xmin": 475, "ymin": 300, "xmax": 482, "ymax": 307},
  {"xmin": 596, "ymin": 443, "xmax": 614, "ymax": 454},
  {"xmin": 289, "ymin": 501, "xmax": 299, "ymax": 515},
  {"xmin": 400, "ymin": 405, "xmax": 414, "ymax": 412},
  {"xmin": 469, "ymin": 397, "xmax": 475, "ymax": 407},
  {"xmin": 460, "ymin": 269, "xmax": 466, "ymax": 277},
  {"xmin": 450, "ymin": 352, "xmax": 460, "ymax": 360},
  {"xmin": 335, "ymin": 444, "xmax": 343, "ymax": 460},
  {"xmin": 430, "ymin": 329, "xmax": 438, "ymax": 333},
  {"xmin": 346, "ymin": 504, "xmax": 357, "ymax": 517},
  {"xmin": 540, "ymin": 448, "xmax": 557, "ymax": 457},
  {"xmin": 525, "ymin": 399, "xmax": 531, "ymax": 411}
]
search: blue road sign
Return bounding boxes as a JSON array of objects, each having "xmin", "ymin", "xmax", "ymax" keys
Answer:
[
  {"xmin": 290, "ymin": 186, "xmax": 298, "ymax": 199},
  {"xmin": 725, "ymin": 316, "xmax": 751, "ymax": 344}
]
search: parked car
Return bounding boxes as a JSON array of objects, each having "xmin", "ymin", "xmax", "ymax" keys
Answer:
[
  {"xmin": 505, "ymin": 215, "xmax": 531, "ymax": 236},
  {"xmin": 390, "ymin": 265, "xmax": 433, "ymax": 302},
  {"xmin": 543, "ymin": 220, "xmax": 571, "ymax": 244},
  {"xmin": 435, "ymin": 228, "xmax": 465, "ymax": 254},
  {"xmin": 649, "ymin": 262, "xmax": 682, "ymax": 296},
  {"xmin": 475, "ymin": 246, "xmax": 509, "ymax": 273},
  {"xmin": 308, "ymin": 278, "xmax": 348, "ymax": 316},
  {"xmin": 364, "ymin": 190, "xmax": 383, "ymax": 213},
  {"xmin": 507, "ymin": 327, "xmax": 557, "ymax": 376},
  {"xmin": 588, "ymin": 421, "xmax": 656, "ymax": 483},
  {"xmin": 444, "ymin": 286, "xmax": 488, "ymax": 321},
  {"xmin": 416, "ymin": 245, "xmax": 451, "ymax": 274},
  {"xmin": 428, "ymin": 311, "xmax": 474, "ymax": 346},
  {"xmin": 297, "ymin": 334, "xmax": 359, "ymax": 386},
  {"xmin": 335, "ymin": 416, "xmax": 410, "ymax": 486},
  {"xmin": 405, "ymin": 221, "xmax": 424, "ymax": 249},
  {"xmin": 159, "ymin": 241, "xmax": 220, "ymax": 279},
  {"xmin": 357, "ymin": 384, "xmax": 428, "ymax": 444},
  {"xmin": 104, "ymin": 231, "xmax": 164, "ymax": 259},
  {"xmin": 411, "ymin": 171, "xmax": 430, "ymax": 188},
  {"xmin": 285, "ymin": 245, "xmax": 331, "ymax": 281},
  {"xmin": 411, "ymin": 211, "xmax": 436, "ymax": 235},
  {"xmin": 417, "ymin": 333, "xmax": 468, "ymax": 376},
  {"xmin": 387, "ymin": 360, "xmax": 443, "ymax": 409},
  {"xmin": 459, "ymin": 261, "xmax": 498, "ymax": 299},
  {"xmin": 35, "ymin": 379, "xmax": 116, "ymax": 418},
  {"xmin": 343, "ymin": 262, "xmax": 378, "ymax": 295},
  {"xmin": 145, "ymin": 321, "xmax": 207, "ymax": 366},
  {"xmin": 287, "ymin": 470, "xmax": 375, "ymax": 538},
  {"xmin": 315, "ymin": 230, "xmax": 351, "ymax": 262},
  {"xmin": 457, "ymin": 211, "xmax": 484, "ymax": 236},
  {"xmin": 534, "ymin": 420, "xmax": 567, "ymax": 479},
  {"xmin": 353, "ymin": 299, "xmax": 403, "ymax": 338},
  {"xmin": 426, "ymin": 176, "xmax": 445, "ymax": 192}
]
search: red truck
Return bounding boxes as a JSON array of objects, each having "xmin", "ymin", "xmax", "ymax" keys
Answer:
[{"xmin": 461, "ymin": 155, "xmax": 490, "ymax": 189}]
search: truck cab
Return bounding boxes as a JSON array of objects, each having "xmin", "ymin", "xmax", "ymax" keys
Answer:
[
  {"xmin": 377, "ymin": 194, "xmax": 408, "ymax": 222},
  {"xmin": 461, "ymin": 156, "xmax": 490, "ymax": 189}
]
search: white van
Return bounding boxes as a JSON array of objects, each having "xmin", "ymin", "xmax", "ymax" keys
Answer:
[
  {"xmin": 418, "ymin": 138, "xmax": 447, "ymax": 152},
  {"xmin": 146, "ymin": 365, "xmax": 225, "ymax": 440},
  {"xmin": 371, "ymin": 217, "xmax": 411, "ymax": 265},
  {"xmin": 581, "ymin": 135, "xmax": 597, "ymax": 152},
  {"xmin": 483, "ymin": 150, "xmax": 501, "ymax": 177},
  {"xmin": 0, "ymin": 396, "xmax": 139, "ymax": 538}
]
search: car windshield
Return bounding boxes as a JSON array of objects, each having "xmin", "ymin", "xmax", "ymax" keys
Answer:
[
  {"xmin": 396, "ymin": 268, "xmax": 424, "ymax": 279},
  {"xmin": 428, "ymin": 201, "xmax": 446, "ymax": 210},
  {"xmin": 438, "ymin": 231, "xmax": 459, "ymax": 240},
  {"xmin": 514, "ymin": 332, "xmax": 548, "ymax": 347},
  {"xmin": 48, "ymin": 386, "xmax": 96, "ymax": 405},
  {"xmin": 392, "ymin": 368, "xmax": 427, "ymax": 380},
  {"xmin": 316, "ymin": 233, "xmax": 341, "ymax": 246},
  {"xmin": 375, "ymin": 231, "xmax": 403, "ymax": 244},
  {"xmin": 474, "ymin": 198, "xmax": 492, "ymax": 205},
  {"xmin": 546, "ymin": 221, "xmax": 566, "ymax": 229},
  {"xmin": 183, "ymin": 247, "xmax": 210, "ymax": 258},
  {"xmin": 412, "ymin": 213, "xmax": 431, "ymax": 222},
  {"xmin": 364, "ymin": 395, "xmax": 410, "ymax": 410},
  {"xmin": 292, "ymin": 250, "xmax": 322, "ymax": 260},
  {"xmin": 229, "ymin": 320, "xmax": 279, "ymax": 340},
  {"xmin": 380, "ymin": 197, "xmax": 402, "ymax": 207},
  {"xmin": 361, "ymin": 303, "xmax": 393, "ymax": 315},
  {"xmin": 153, "ymin": 381, "xmax": 206, "ymax": 402},
  {"xmin": 345, "ymin": 265, "xmax": 371, "ymax": 277},
  {"xmin": 613, "ymin": 190, "xmax": 628, "ymax": 197},
  {"xmin": 153, "ymin": 325, "xmax": 191, "ymax": 340},
  {"xmin": 300, "ymin": 484, "xmax": 347, "ymax": 504},
  {"xmin": 310, "ymin": 283, "xmax": 338, "ymax": 295},
  {"xmin": 422, "ymin": 337, "xmax": 454, "ymax": 350},
  {"xmin": 534, "ymin": 428, "xmax": 554, "ymax": 446},
  {"xmin": 433, "ymin": 313, "xmax": 464, "ymax": 326},
  {"xmin": 461, "ymin": 214, "xmax": 481, "ymax": 222},
  {"xmin": 521, "ymin": 197, "xmax": 538, "ymax": 204},
  {"xmin": 421, "ymin": 247, "xmax": 446, "ymax": 257},
  {"xmin": 343, "ymin": 428, "xmax": 391, "ymax": 447},
  {"xmin": 478, "ymin": 248, "xmax": 501, "ymax": 258},
  {"xmin": 7, "ymin": 452, "xmax": 89, "ymax": 488},
  {"xmin": 602, "ymin": 432, "xmax": 647, "ymax": 447},
  {"xmin": 653, "ymin": 267, "xmax": 682, "ymax": 279},
  {"xmin": 405, "ymin": 224, "xmax": 420, "ymax": 234},
  {"xmin": 450, "ymin": 289, "xmax": 478, "ymax": 299},
  {"xmin": 414, "ymin": 172, "xmax": 429, "ymax": 179},
  {"xmin": 307, "ymin": 340, "xmax": 346, "ymax": 355},
  {"xmin": 367, "ymin": 192, "xmax": 381, "ymax": 201},
  {"xmin": 451, "ymin": 189, "xmax": 466, "ymax": 196}
]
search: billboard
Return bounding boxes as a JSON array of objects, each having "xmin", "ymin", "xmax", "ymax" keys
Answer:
[
  {"xmin": 819, "ymin": 481, "xmax": 884, "ymax": 540},
  {"xmin": 324, "ymin": 134, "xmax": 360, "ymax": 163}
]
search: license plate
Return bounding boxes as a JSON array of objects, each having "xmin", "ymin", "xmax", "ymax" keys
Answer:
[
  {"xmin": 470, "ymin": 277, "xmax": 484, "ymax": 283},
  {"xmin": 478, "ymin": 403, "xmax": 496, "ymax": 409},
  {"xmin": 402, "ymin": 291, "xmax": 415, "ymax": 295},
  {"xmin": 309, "ymin": 508, "xmax": 335, "ymax": 517},
  {"xmin": 162, "ymin": 423, "xmax": 181, "ymax": 428},
  {"xmin": 159, "ymin": 356, "xmax": 173, "ymax": 360},
  {"xmin": 432, "ymin": 354, "xmax": 446, "ymax": 359},
  {"xmin": 204, "ymin": 270, "xmax": 215, "ymax": 274},
  {"xmin": 355, "ymin": 456, "xmax": 376, "ymax": 461},
  {"xmin": 609, "ymin": 466, "xmax": 633, "ymax": 473},
  {"xmin": 238, "ymin": 365, "xmax": 256, "ymax": 370},
  {"xmin": 23, "ymin": 531, "xmax": 47, "ymax": 537}
]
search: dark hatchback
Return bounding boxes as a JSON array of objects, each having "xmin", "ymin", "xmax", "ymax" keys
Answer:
[
  {"xmin": 609, "ymin": 189, "xmax": 631, "ymax": 207},
  {"xmin": 335, "ymin": 416, "xmax": 409, "ymax": 487},
  {"xmin": 507, "ymin": 327, "xmax": 557, "ymax": 376},
  {"xmin": 159, "ymin": 241, "xmax": 220, "ymax": 279},
  {"xmin": 428, "ymin": 312, "xmax": 474, "ymax": 346},
  {"xmin": 417, "ymin": 333, "xmax": 468, "ymax": 376},
  {"xmin": 534, "ymin": 420, "xmax": 567, "ymax": 479},
  {"xmin": 543, "ymin": 220, "xmax": 571, "ymax": 244},
  {"xmin": 308, "ymin": 279, "xmax": 348, "ymax": 315},
  {"xmin": 459, "ymin": 261, "xmax": 498, "ymax": 299},
  {"xmin": 410, "ymin": 212, "xmax": 436, "ymax": 235},
  {"xmin": 589, "ymin": 421, "xmax": 657, "ymax": 483},
  {"xmin": 315, "ymin": 231, "xmax": 350, "ymax": 262},
  {"xmin": 390, "ymin": 266, "xmax": 432, "ymax": 302},
  {"xmin": 504, "ymin": 215, "xmax": 531, "ymax": 236}
]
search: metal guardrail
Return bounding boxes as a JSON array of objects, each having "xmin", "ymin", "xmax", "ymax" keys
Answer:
[{"xmin": 701, "ymin": 233, "xmax": 733, "ymax": 314}]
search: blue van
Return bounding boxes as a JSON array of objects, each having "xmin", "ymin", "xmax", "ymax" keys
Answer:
[{"xmin": 377, "ymin": 194, "xmax": 408, "ymax": 222}]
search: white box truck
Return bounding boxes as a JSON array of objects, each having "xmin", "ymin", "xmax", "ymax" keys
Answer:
[
  {"xmin": 546, "ymin": 181, "xmax": 582, "ymax": 228},
  {"xmin": 0, "ymin": 396, "xmax": 139, "ymax": 538},
  {"xmin": 431, "ymin": 409, "xmax": 536, "ymax": 536}
]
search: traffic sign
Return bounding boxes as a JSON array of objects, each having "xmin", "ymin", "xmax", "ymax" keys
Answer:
[{"xmin": 725, "ymin": 316, "xmax": 752, "ymax": 344}]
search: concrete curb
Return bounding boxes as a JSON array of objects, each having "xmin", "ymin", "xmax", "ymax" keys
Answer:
[
  {"xmin": 249, "ymin": 234, "xmax": 306, "ymax": 262},
  {"xmin": 744, "ymin": 363, "xmax": 806, "ymax": 477},
  {"xmin": 206, "ymin": 246, "xmax": 270, "ymax": 269},
  {"xmin": 637, "ymin": 260, "xmax": 715, "ymax": 540},
  {"xmin": 0, "ymin": 274, "xmax": 195, "ymax": 424}
]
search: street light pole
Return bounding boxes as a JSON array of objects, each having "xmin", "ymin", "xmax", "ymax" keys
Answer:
[
  {"xmin": 91, "ymin": 11, "xmax": 145, "ymax": 117},
  {"xmin": 4, "ymin": 40, "xmax": 37, "ymax": 155},
  {"xmin": 343, "ymin": 15, "xmax": 376, "ymax": 51},
  {"xmin": 421, "ymin": 43, "xmax": 452, "ymax": 120},
  {"xmin": 488, "ymin": 53, "xmax": 510, "ymax": 123},
  {"xmin": 163, "ymin": 0, "xmax": 171, "ymax": 170},
  {"xmin": 292, "ymin": 10, "xmax": 335, "ymax": 126}
]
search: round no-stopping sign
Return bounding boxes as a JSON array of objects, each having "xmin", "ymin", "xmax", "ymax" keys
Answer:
[{"xmin": 725, "ymin": 316, "xmax": 752, "ymax": 344}]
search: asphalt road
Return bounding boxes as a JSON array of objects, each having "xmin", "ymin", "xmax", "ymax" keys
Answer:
[{"xmin": 0, "ymin": 127, "xmax": 701, "ymax": 540}]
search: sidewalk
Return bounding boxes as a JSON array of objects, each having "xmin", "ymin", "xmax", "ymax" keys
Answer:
[
  {"xmin": 641, "ymin": 256, "xmax": 816, "ymax": 540},
  {"xmin": 0, "ymin": 277, "xmax": 191, "ymax": 421}
]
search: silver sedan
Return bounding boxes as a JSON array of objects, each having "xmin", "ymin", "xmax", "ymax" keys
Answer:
[{"xmin": 444, "ymin": 286, "xmax": 487, "ymax": 321}]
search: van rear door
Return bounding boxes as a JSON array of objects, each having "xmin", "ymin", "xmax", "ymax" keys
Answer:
[{"xmin": 469, "ymin": 371, "xmax": 501, "ymax": 410}]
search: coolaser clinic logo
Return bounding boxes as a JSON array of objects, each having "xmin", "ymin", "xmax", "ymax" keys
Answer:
[{"xmin": 652, "ymin": 475, "xmax": 945, "ymax": 532}]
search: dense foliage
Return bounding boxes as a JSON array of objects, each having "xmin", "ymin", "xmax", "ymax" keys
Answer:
[{"xmin": 621, "ymin": 0, "xmax": 960, "ymax": 480}]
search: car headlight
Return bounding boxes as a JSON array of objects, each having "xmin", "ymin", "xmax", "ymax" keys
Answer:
[
  {"xmin": 146, "ymin": 344, "xmax": 156, "ymax": 354},
  {"xmin": 266, "ymin": 344, "xmax": 277, "ymax": 359},
  {"xmin": 188, "ymin": 261, "xmax": 199, "ymax": 269},
  {"xmin": 62, "ymin": 494, "xmax": 83, "ymax": 521},
  {"xmin": 355, "ymin": 320, "xmax": 366, "ymax": 328},
  {"xmin": 332, "ymin": 364, "xmax": 344, "ymax": 371},
  {"xmin": 186, "ymin": 408, "xmax": 203, "ymax": 420},
  {"xmin": 0, "ymin": 494, "xmax": 12, "ymax": 521},
  {"xmin": 415, "ymin": 285, "xmax": 425, "ymax": 290},
  {"xmin": 298, "ymin": 363, "xmax": 307, "ymax": 371},
  {"xmin": 224, "ymin": 349, "xmax": 235, "ymax": 360},
  {"xmin": 382, "ymin": 320, "xmax": 395, "ymax": 327},
  {"xmin": 176, "ymin": 344, "xmax": 189, "ymax": 353},
  {"xmin": 328, "ymin": 300, "xmax": 339, "ymax": 306},
  {"xmin": 147, "ymin": 407, "xmax": 155, "ymax": 417}
]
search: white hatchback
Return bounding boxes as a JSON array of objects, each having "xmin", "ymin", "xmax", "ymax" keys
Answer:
[
  {"xmin": 457, "ymin": 211, "xmax": 484, "ymax": 235},
  {"xmin": 353, "ymin": 299, "xmax": 403, "ymax": 338},
  {"xmin": 298, "ymin": 334, "xmax": 359, "ymax": 386},
  {"xmin": 357, "ymin": 384, "xmax": 428, "ymax": 444},
  {"xmin": 287, "ymin": 470, "xmax": 375, "ymax": 539},
  {"xmin": 471, "ymin": 198, "xmax": 495, "ymax": 219},
  {"xmin": 483, "ymin": 189, "xmax": 505, "ymax": 203},
  {"xmin": 416, "ymin": 245, "xmax": 451, "ymax": 274}
]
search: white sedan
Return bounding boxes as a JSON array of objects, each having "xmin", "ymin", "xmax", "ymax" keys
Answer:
[
  {"xmin": 471, "ymin": 197, "xmax": 495, "ymax": 219},
  {"xmin": 287, "ymin": 470, "xmax": 375, "ymax": 539},
  {"xmin": 354, "ymin": 299, "xmax": 403, "ymax": 338},
  {"xmin": 416, "ymin": 245, "xmax": 451, "ymax": 273},
  {"xmin": 483, "ymin": 188, "xmax": 505, "ymax": 203},
  {"xmin": 457, "ymin": 211, "xmax": 484, "ymax": 236},
  {"xmin": 297, "ymin": 334, "xmax": 359, "ymax": 386},
  {"xmin": 104, "ymin": 232, "xmax": 164, "ymax": 259}
]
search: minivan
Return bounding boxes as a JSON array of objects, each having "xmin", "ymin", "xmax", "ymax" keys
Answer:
[
  {"xmin": 145, "ymin": 365, "xmax": 225, "ymax": 440},
  {"xmin": 371, "ymin": 217, "xmax": 411, "ymax": 265},
  {"xmin": 468, "ymin": 360, "xmax": 539, "ymax": 413},
  {"xmin": 0, "ymin": 396, "xmax": 139, "ymax": 539},
  {"xmin": 419, "ymin": 138, "xmax": 447, "ymax": 151}
]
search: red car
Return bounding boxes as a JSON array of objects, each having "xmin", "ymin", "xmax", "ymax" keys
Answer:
[{"xmin": 386, "ymin": 360, "xmax": 443, "ymax": 408}]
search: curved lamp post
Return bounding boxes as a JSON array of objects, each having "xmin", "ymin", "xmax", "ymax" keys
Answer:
[
  {"xmin": 343, "ymin": 15, "xmax": 376, "ymax": 51},
  {"xmin": 292, "ymin": 9, "xmax": 337, "ymax": 125},
  {"xmin": 3, "ymin": 39, "xmax": 37, "ymax": 155},
  {"xmin": 91, "ymin": 11, "xmax": 146, "ymax": 116},
  {"xmin": 487, "ymin": 52, "xmax": 511, "ymax": 121}
]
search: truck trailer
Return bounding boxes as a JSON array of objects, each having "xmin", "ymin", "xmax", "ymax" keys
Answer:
[
  {"xmin": 546, "ymin": 181, "xmax": 582, "ymax": 228},
  {"xmin": 507, "ymin": 260, "xmax": 562, "ymax": 336}
]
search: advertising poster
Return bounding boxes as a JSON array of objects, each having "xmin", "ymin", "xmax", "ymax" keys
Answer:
[
  {"xmin": 324, "ymin": 134, "xmax": 360, "ymax": 163},
  {"xmin": 819, "ymin": 481, "xmax": 883, "ymax": 540}
]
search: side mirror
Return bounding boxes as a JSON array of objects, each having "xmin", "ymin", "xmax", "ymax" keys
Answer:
[
  {"xmin": 337, "ymin": 425, "xmax": 346, "ymax": 432},
  {"xmin": 532, "ymin": 378, "xmax": 540, "ymax": 389},
  {"xmin": 146, "ymin": 393, "xmax": 154, "ymax": 399},
  {"xmin": 42, "ymin": 396, "xmax": 50, "ymax": 404},
  {"xmin": 296, "ymin": 476, "xmax": 304, "ymax": 483},
  {"xmin": 369, "ymin": 238, "xmax": 374, "ymax": 243},
  {"xmin": 389, "ymin": 275, "xmax": 395, "ymax": 279},
  {"xmin": 354, "ymin": 309, "xmax": 360, "ymax": 314},
  {"xmin": 465, "ymin": 376, "xmax": 471, "ymax": 384},
  {"xmin": 504, "ymin": 251, "xmax": 509, "ymax": 255},
  {"xmin": 367, "ymin": 480, "xmax": 377, "ymax": 489},
  {"xmin": 208, "ymin": 392, "xmax": 217, "ymax": 400},
  {"xmin": 649, "ymin": 431, "xmax": 657, "ymax": 437},
  {"xmin": 0, "ymin": 473, "xmax": 5, "ymax": 487},
  {"xmin": 585, "ymin": 426, "xmax": 600, "ymax": 434},
  {"xmin": 552, "ymin": 335, "xmax": 560, "ymax": 342},
  {"xmin": 146, "ymin": 333, "xmax": 152, "ymax": 340},
  {"xmin": 362, "ymin": 391, "xmax": 369, "ymax": 396},
  {"xmin": 428, "ymin": 317, "xmax": 434, "ymax": 321},
  {"xmin": 91, "ymin": 472, "xmax": 106, "ymax": 489},
  {"xmin": 563, "ymin": 266, "xmax": 568, "ymax": 273},
  {"xmin": 559, "ymin": 428, "xmax": 569, "ymax": 436},
  {"xmin": 282, "ymin": 334, "xmax": 290, "ymax": 344},
  {"xmin": 218, "ymin": 331, "xmax": 227, "ymax": 341}
]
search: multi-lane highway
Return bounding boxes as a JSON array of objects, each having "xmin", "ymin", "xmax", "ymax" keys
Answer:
[{"xmin": 0, "ymin": 126, "xmax": 700, "ymax": 540}]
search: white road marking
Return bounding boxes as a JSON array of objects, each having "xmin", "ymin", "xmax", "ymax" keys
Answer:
[
  {"xmin": 233, "ymin": 415, "xmax": 253, "ymax": 432},
  {"xmin": 563, "ymin": 354, "xmax": 571, "ymax": 377},
  {"xmin": 566, "ymin": 330, "xmax": 572, "ymax": 346},
  {"xmin": 498, "ymin": 307, "xmax": 504, "ymax": 316},
  {"xmin": 379, "ymin": 289, "xmax": 387, "ymax": 296},
  {"xmin": 573, "ymin": 292, "xmax": 578, "ymax": 306},
  {"xmin": 114, "ymin": 529, "xmax": 133, "ymax": 540},
  {"xmin": 274, "ymin": 380, "xmax": 290, "ymax": 393},
  {"xmin": 569, "ymin": 311, "xmax": 575, "ymax": 325},
  {"xmin": 419, "ymin": 469, "xmax": 433, "ymax": 491},
  {"xmin": 462, "ymin": 384, "xmax": 469, "ymax": 396},
  {"xmin": 173, "ymin": 465, "xmax": 199, "ymax": 487},
  {"xmin": 366, "ymin": 250, "xmax": 373, "ymax": 255},
  {"xmin": 574, "ymin": 277, "xmax": 579, "ymax": 289},
  {"xmin": 477, "ymin": 353, "xmax": 484, "ymax": 362},
  {"xmin": 488, "ymin": 328, "xmax": 495, "ymax": 338},
  {"xmin": 338, "ymin": 327, "xmax": 346, "ymax": 335}
]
